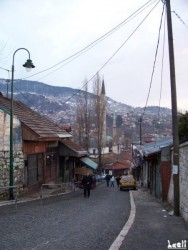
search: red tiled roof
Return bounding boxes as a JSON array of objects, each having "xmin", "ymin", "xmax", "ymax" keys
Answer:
[
  {"xmin": 0, "ymin": 95, "xmax": 71, "ymax": 140},
  {"xmin": 104, "ymin": 161, "xmax": 131, "ymax": 170}
]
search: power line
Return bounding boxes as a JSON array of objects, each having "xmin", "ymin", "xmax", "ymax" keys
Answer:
[
  {"xmin": 0, "ymin": 66, "xmax": 10, "ymax": 72},
  {"xmin": 21, "ymin": 0, "xmax": 158, "ymax": 81},
  {"xmin": 153, "ymin": 12, "xmax": 167, "ymax": 145},
  {"xmin": 10, "ymin": 0, "xmax": 160, "ymax": 115},
  {"xmin": 172, "ymin": 10, "xmax": 188, "ymax": 29},
  {"xmin": 141, "ymin": 2, "xmax": 165, "ymax": 119},
  {"xmin": 58, "ymin": 0, "xmax": 161, "ymax": 105},
  {"xmin": 13, "ymin": 0, "xmax": 160, "ymax": 108},
  {"xmin": 35, "ymin": 0, "xmax": 159, "ymax": 82}
]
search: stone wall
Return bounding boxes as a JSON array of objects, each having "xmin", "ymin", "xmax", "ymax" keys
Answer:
[
  {"xmin": 0, "ymin": 150, "xmax": 24, "ymax": 189},
  {"xmin": 179, "ymin": 142, "xmax": 188, "ymax": 223},
  {"xmin": 168, "ymin": 142, "xmax": 188, "ymax": 223},
  {"xmin": 0, "ymin": 111, "xmax": 24, "ymax": 192}
]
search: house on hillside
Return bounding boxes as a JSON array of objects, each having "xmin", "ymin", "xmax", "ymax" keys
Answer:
[{"xmin": 0, "ymin": 95, "xmax": 94, "ymax": 194}]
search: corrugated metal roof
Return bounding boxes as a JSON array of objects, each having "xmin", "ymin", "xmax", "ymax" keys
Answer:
[
  {"xmin": 136, "ymin": 138, "xmax": 173, "ymax": 157},
  {"xmin": 80, "ymin": 157, "xmax": 98, "ymax": 170},
  {"xmin": 0, "ymin": 95, "xmax": 72, "ymax": 140}
]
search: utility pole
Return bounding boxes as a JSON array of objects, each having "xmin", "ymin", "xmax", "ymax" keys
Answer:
[{"xmin": 165, "ymin": 0, "xmax": 180, "ymax": 216}]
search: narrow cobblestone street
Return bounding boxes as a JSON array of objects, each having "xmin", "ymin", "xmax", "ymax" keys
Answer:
[
  {"xmin": 0, "ymin": 183, "xmax": 130, "ymax": 250},
  {"xmin": 1, "ymin": 183, "xmax": 188, "ymax": 250}
]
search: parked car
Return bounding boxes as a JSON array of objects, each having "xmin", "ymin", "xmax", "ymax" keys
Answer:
[
  {"xmin": 119, "ymin": 175, "xmax": 136, "ymax": 190},
  {"xmin": 95, "ymin": 175, "xmax": 103, "ymax": 182},
  {"xmin": 101, "ymin": 174, "xmax": 106, "ymax": 180}
]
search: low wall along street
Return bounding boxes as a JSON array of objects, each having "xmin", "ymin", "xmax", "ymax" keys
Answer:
[
  {"xmin": 168, "ymin": 141, "xmax": 188, "ymax": 223},
  {"xmin": 0, "ymin": 150, "xmax": 24, "ymax": 189}
]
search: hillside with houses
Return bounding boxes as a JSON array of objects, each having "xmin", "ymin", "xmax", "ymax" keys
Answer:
[{"xmin": 0, "ymin": 79, "xmax": 172, "ymax": 146}]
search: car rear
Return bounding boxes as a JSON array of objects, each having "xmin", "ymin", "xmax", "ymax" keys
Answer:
[{"xmin": 119, "ymin": 175, "xmax": 136, "ymax": 190}]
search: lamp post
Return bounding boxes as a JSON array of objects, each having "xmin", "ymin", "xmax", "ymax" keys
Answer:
[{"xmin": 9, "ymin": 48, "xmax": 35, "ymax": 200}]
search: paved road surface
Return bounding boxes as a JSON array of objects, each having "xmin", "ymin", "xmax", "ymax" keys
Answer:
[{"xmin": 0, "ymin": 182, "xmax": 130, "ymax": 250}]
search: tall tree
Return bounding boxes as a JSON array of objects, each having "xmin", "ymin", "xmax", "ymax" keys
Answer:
[{"xmin": 75, "ymin": 79, "xmax": 92, "ymax": 150}]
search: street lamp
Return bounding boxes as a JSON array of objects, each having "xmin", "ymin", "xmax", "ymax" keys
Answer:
[{"xmin": 9, "ymin": 48, "xmax": 35, "ymax": 199}]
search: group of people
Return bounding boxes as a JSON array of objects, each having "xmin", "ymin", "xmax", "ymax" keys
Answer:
[
  {"xmin": 81, "ymin": 172, "xmax": 122, "ymax": 198},
  {"xmin": 105, "ymin": 174, "xmax": 121, "ymax": 188}
]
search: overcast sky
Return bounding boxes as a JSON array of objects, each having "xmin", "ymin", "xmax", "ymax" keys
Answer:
[{"xmin": 0, "ymin": 0, "xmax": 188, "ymax": 111}]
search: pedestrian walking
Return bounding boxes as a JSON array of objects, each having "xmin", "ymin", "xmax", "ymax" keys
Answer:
[
  {"xmin": 105, "ymin": 174, "xmax": 111, "ymax": 187},
  {"xmin": 116, "ymin": 175, "xmax": 121, "ymax": 188},
  {"xmin": 82, "ymin": 172, "xmax": 93, "ymax": 198},
  {"xmin": 110, "ymin": 175, "xmax": 115, "ymax": 187}
]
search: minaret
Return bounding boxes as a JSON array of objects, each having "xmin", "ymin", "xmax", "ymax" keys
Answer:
[
  {"xmin": 101, "ymin": 79, "xmax": 106, "ymax": 147},
  {"xmin": 112, "ymin": 112, "xmax": 117, "ymax": 145}
]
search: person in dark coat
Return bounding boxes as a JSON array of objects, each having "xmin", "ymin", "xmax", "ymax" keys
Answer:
[
  {"xmin": 105, "ymin": 174, "xmax": 111, "ymax": 187},
  {"xmin": 116, "ymin": 175, "xmax": 121, "ymax": 188},
  {"xmin": 82, "ymin": 173, "xmax": 93, "ymax": 198}
]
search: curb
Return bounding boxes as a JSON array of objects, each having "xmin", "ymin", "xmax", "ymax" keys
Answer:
[
  {"xmin": 0, "ymin": 190, "xmax": 77, "ymax": 208},
  {"xmin": 109, "ymin": 191, "xmax": 136, "ymax": 250}
]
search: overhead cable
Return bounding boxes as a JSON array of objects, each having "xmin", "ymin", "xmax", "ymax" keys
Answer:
[
  {"xmin": 22, "ymin": 0, "xmax": 158, "ymax": 80},
  {"xmin": 172, "ymin": 11, "xmax": 188, "ymax": 29},
  {"xmin": 59, "ymin": 0, "xmax": 161, "ymax": 105},
  {"xmin": 17, "ymin": 0, "xmax": 160, "ymax": 110},
  {"xmin": 154, "ymin": 11, "xmax": 166, "ymax": 146},
  {"xmin": 141, "ymin": 2, "xmax": 165, "ymax": 119}
]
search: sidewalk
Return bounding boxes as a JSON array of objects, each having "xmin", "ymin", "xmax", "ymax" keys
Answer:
[
  {"xmin": 0, "ymin": 181, "xmax": 103, "ymax": 207},
  {"xmin": 120, "ymin": 188, "xmax": 188, "ymax": 250},
  {"xmin": 0, "ymin": 184, "xmax": 78, "ymax": 207}
]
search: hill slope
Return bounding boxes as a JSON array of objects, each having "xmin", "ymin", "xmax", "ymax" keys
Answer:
[{"xmin": 0, "ymin": 79, "xmax": 171, "ymax": 125}]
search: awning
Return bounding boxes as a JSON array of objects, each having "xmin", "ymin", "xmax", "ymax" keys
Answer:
[{"xmin": 80, "ymin": 157, "xmax": 98, "ymax": 170}]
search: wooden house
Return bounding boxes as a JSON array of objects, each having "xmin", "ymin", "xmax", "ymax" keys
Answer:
[{"xmin": 0, "ymin": 95, "xmax": 89, "ymax": 193}]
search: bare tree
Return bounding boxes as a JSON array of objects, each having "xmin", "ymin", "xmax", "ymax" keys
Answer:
[
  {"xmin": 75, "ymin": 74, "xmax": 106, "ymax": 172},
  {"xmin": 75, "ymin": 79, "xmax": 92, "ymax": 151}
]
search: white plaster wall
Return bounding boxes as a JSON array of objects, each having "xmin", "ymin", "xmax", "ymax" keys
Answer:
[
  {"xmin": 168, "ymin": 142, "xmax": 188, "ymax": 223},
  {"xmin": 0, "ymin": 111, "xmax": 22, "ymax": 151}
]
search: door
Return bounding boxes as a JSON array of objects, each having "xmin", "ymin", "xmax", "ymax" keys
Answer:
[
  {"xmin": 155, "ymin": 163, "xmax": 161, "ymax": 199},
  {"xmin": 45, "ymin": 153, "xmax": 57, "ymax": 182},
  {"xmin": 27, "ymin": 153, "xmax": 44, "ymax": 186}
]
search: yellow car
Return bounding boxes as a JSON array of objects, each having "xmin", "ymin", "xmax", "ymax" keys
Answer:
[{"xmin": 119, "ymin": 175, "xmax": 136, "ymax": 190}]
